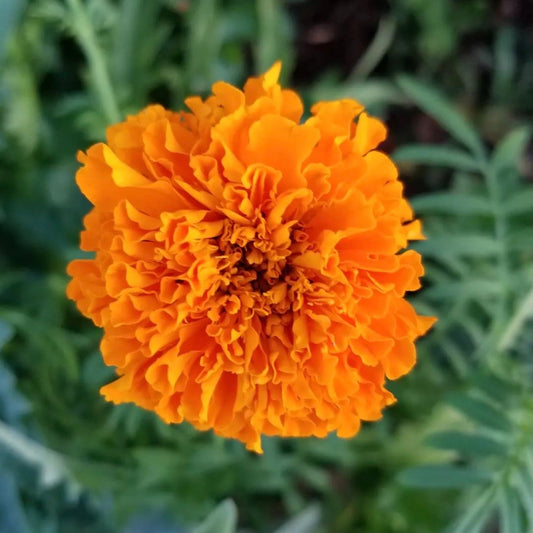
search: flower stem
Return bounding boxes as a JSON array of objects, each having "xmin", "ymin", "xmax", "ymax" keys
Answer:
[{"xmin": 65, "ymin": 0, "xmax": 121, "ymax": 125}]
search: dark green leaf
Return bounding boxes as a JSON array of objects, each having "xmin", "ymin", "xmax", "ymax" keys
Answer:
[
  {"xmin": 425, "ymin": 431, "xmax": 508, "ymax": 456},
  {"xmin": 504, "ymin": 188, "xmax": 533, "ymax": 216},
  {"xmin": 399, "ymin": 465, "xmax": 493, "ymax": 489},
  {"xmin": 396, "ymin": 76, "xmax": 485, "ymax": 158},
  {"xmin": 448, "ymin": 394, "xmax": 512, "ymax": 432},
  {"xmin": 393, "ymin": 145, "xmax": 480, "ymax": 172}
]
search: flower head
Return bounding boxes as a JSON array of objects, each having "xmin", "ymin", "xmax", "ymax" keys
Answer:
[{"xmin": 67, "ymin": 63, "xmax": 435, "ymax": 452}]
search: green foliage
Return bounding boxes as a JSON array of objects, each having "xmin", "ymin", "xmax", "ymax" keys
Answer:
[
  {"xmin": 395, "ymin": 76, "xmax": 533, "ymax": 532},
  {"xmin": 1, "ymin": 1, "xmax": 533, "ymax": 532},
  {"xmin": 193, "ymin": 500, "xmax": 237, "ymax": 533}
]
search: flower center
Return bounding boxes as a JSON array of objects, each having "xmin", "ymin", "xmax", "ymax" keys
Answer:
[{"xmin": 210, "ymin": 218, "xmax": 310, "ymax": 318}]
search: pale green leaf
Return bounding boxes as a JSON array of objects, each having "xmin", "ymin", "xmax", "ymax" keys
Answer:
[
  {"xmin": 0, "ymin": 473, "xmax": 30, "ymax": 533},
  {"xmin": 411, "ymin": 192, "xmax": 492, "ymax": 216},
  {"xmin": 0, "ymin": 0, "xmax": 26, "ymax": 61},
  {"xmin": 500, "ymin": 485, "xmax": 523, "ymax": 533},
  {"xmin": 397, "ymin": 75, "xmax": 485, "ymax": 158},
  {"xmin": 0, "ymin": 420, "xmax": 80, "ymax": 498},
  {"xmin": 491, "ymin": 126, "xmax": 531, "ymax": 177},
  {"xmin": 426, "ymin": 431, "xmax": 508, "ymax": 457},
  {"xmin": 399, "ymin": 465, "xmax": 493, "ymax": 489},
  {"xmin": 193, "ymin": 499, "xmax": 238, "ymax": 533},
  {"xmin": 423, "ymin": 280, "xmax": 502, "ymax": 301},
  {"xmin": 447, "ymin": 488, "xmax": 496, "ymax": 533},
  {"xmin": 0, "ymin": 320, "xmax": 14, "ymax": 350},
  {"xmin": 415, "ymin": 235, "xmax": 500, "ymax": 258},
  {"xmin": 311, "ymin": 78, "xmax": 407, "ymax": 108},
  {"xmin": 393, "ymin": 145, "xmax": 480, "ymax": 172},
  {"xmin": 256, "ymin": 0, "xmax": 293, "ymax": 76},
  {"xmin": 273, "ymin": 504, "xmax": 321, "ymax": 533},
  {"xmin": 517, "ymin": 469, "xmax": 533, "ymax": 527},
  {"xmin": 448, "ymin": 395, "xmax": 512, "ymax": 432},
  {"xmin": 504, "ymin": 188, "xmax": 533, "ymax": 216}
]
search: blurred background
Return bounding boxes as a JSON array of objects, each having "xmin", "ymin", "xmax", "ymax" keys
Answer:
[{"xmin": 1, "ymin": 1, "xmax": 533, "ymax": 532}]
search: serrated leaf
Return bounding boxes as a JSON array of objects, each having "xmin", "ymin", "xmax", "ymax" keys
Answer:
[
  {"xmin": 426, "ymin": 431, "xmax": 508, "ymax": 456},
  {"xmin": 415, "ymin": 235, "xmax": 500, "ymax": 258},
  {"xmin": 491, "ymin": 126, "xmax": 531, "ymax": 177},
  {"xmin": 193, "ymin": 499, "xmax": 237, "ymax": 533},
  {"xmin": 504, "ymin": 188, "xmax": 533, "ymax": 216},
  {"xmin": 393, "ymin": 145, "xmax": 480, "ymax": 172},
  {"xmin": 396, "ymin": 75, "xmax": 485, "ymax": 158},
  {"xmin": 448, "ymin": 394, "xmax": 512, "ymax": 432},
  {"xmin": 411, "ymin": 192, "xmax": 492, "ymax": 216},
  {"xmin": 447, "ymin": 488, "xmax": 496, "ymax": 533},
  {"xmin": 398, "ymin": 465, "xmax": 493, "ymax": 489}
]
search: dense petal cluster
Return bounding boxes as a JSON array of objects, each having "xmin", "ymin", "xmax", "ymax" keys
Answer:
[{"xmin": 67, "ymin": 63, "xmax": 435, "ymax": 452}]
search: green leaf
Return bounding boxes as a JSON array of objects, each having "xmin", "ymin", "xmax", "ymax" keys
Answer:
[
  {"xmin": 193, "ymin": 499, "xmax": 238, "ymax": 533},
  {"xmin": 0, "ymin": 420, "xmax": 80, "ymax": 498},
  {"xmin": 396, "ymin": 75, "xmax": 485, "ymax": 158},
  {"xmin": 393, "ymin": 145, "xmax": 480, "ymax": 172},
  {"xmin": 0, "ymin": 361, "xmax": 31, "ymax": 426},
  {"xmin": 415, "ymin": 235, "xmax": 500, "ymax": 258},
  {"xmin": 504, "ymin": 188, "xmax": 533, "ymax": 216},
  {"xmin": 517, "ymin": 469, "xmax": 533, "ymax": 527},
  {"xmin": 423, "ymin": 280, "xmax": 502, "ymax": 301},
  {"xmin": 491, "ymin": 126, "xmax": 531, "ymax": 177},
  {"xmin": 499, "ymin": 485, "xmax": 523, "ymax": 533},
  {"xmin": 0, "ymin": 472, "xmax": 30, "ymax": 533},
  {"xmin": 398, "ymin": 465, "xmax": 493, "ymax": 489},
  {"xmin": 186, "ymin": 0, "xmax": 220, "ymax": 93},
  {"xmin": 508, "ymin": 230, "xmax": 533, "ymax": 252},
  {"xmin": 447, "ymin": 488, "xmax": 496, "ymax": 533},
  {"xmin": 0, "ymin": 320, "xmax": 14, "ymax": 350},
  {"xmin": 256, "ymin": 0, "xmax": 293, "ymax": 76},
  {"xmin": 448, "ymin": 394, "xmax": 513, "ymax": 433},
  {"xmin": 311, "ymin": 78, "xmax": 407, "ymax": 108},
  {"xmin": 426, "ymin": 431, "xmax": 508, "ymax": 457},
  {"xmin": 411, "ymin": 192, "xmax": 492, "ymax": 216},
  {"xmin": 273, "ymin": 504, "xmax": 321, "ymax": 533},
  {"xmin": 0, "ymin": 0, "xmax": 26, "ymax": 61}
]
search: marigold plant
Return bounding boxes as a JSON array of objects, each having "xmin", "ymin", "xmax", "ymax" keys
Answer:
[{"xmin": 67, "ymin": 63, "xmax": 435, "ymax": 452}]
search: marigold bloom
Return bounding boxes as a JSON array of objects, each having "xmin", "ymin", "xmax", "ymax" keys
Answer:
[{"xmin": 67, "ymin": 63, "xmax": 435, "ymax": 452}]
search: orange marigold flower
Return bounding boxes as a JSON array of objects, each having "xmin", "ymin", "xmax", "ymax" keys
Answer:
[{"xmin": 67, "ymin": 63, "xmax": 435, "ymax": 453}]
